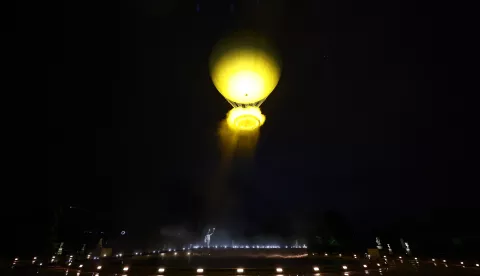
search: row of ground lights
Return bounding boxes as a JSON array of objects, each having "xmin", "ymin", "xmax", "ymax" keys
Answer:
[
  {"xmin": 112, "ymin": 266, "xmax": 345, "ymax": 273},
  {"xmin": 13, "ymin": 257, "xmax": 480, "ymax": 270}
]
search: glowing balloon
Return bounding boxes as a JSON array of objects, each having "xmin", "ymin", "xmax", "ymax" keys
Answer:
[{"xmin": 210, "ymin": 33, "xmax": 281, "ymax": 131}]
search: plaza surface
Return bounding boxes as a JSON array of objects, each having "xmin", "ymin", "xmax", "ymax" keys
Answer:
[{"xmin": 5, "ymin": 252, "xmax": 480, "ymax": 276}]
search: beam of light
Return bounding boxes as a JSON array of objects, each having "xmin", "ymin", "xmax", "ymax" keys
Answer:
[
  {"xmin": 218, "ymin": 110, "xmax": 262, "ymax": 161},
  {"xmin": 216, "ymin": 102, "xmax": 262, "ymax": 173}
]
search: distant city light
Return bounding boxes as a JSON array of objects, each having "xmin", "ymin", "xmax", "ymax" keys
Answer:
[
  {"xmin": 79, "ymin": 264, "xmax": 83, "ymax": 268},
  {"xmin": 324, "ymin": 253, "xmax": 328, "ymax": 256},
  {"xmin": 363, "ymin": 265, "xmax": 367, "ymax": 268},
  {"xmin": 276, "ymin": 268, "xmax": 283, "ymax": 273},
  {"xmin": 313, "ymin": 266, "xmax": 320, "ymax": 271},
  {"xmin": 342, "ymin": 265, "xmax": 348, "ymax": 270},
  {"xmin": 237, "ymin": 268, "xmax": 244, "ymax": 273},
  {"xmin": 432, "ymin": 259, "xmax": 435, "ymax": 262},
  {"xmin": 461, "ymin": 262, "xmax": 464, "ymax": 265},
  {"xmin": 443, "ymin": 260, "xmax": 446, "ymax": 263},
  {"xmin": 377, "ymin": 263, "xmax": 380, "ymax": 267},
  {"xmin": 123, "ymin": 266, "xmax": 129, "ymax": 271},
  {"xmin": 354, "ymin": 254, "xmax": 357, "ymax": 258},
  {"xmin": 174, "ymin": 252, "xmax": 177, "ymax": 256},
  {"xmin": 187, "ymin": 252, "xmax": 191, "ymax": 255},
  {"xmin": 476, "ymin": 264, "xmax": 479, "ymax": 267},
  {"xmin": 158, "ymin": 268, "xmax": 165, "ymax": 273},
  {"xmin": 197, "ymin": 268, "xmax": 204, "ymax": 273},
  {"xmin": 97, "ymin": 266, "xmax": 102, "ymax": 270}
]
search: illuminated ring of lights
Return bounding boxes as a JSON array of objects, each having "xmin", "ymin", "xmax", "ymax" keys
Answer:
[
  {"xmin": 226, "ymin": 107, "xmax": 265, "ymax": 132},
  {"xmin": 233, "ymin": 114, "xmax": 261, "ymax": 131}
]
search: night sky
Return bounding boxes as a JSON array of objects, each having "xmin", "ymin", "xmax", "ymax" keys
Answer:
[{"xmin": 31, "ymin": 0, "xmax": 477, "ymax": 253}]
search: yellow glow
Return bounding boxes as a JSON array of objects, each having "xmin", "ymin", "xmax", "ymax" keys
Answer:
[
  {"xmin": 210, "ymin": 33, "xmax": 281, "ymax": 104},
  {"xmin": 226, "ymin": 107, "xmax": 265, "ymax": 132},
  {"xmin": 218, "ymin": 113, "xmax": 261, "ymax": 161}
]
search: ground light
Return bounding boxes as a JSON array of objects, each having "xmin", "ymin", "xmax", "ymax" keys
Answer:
[
  {"xmin": 313, "ymin": 266, "xmax": 320, "ymax": 271},
  {"xmin": 158, "ymin": 268, "xmax": 165, "ymax": 273},
  {"xmin": 197, "ymin": 268, "xmax": 204, "ymax": 273},
  {"xmin": 237, "ymin": 268, "xmax": 244, "ymax": 273},
  {"xmin": 276, "ymin": 267, "xmax": 283, "ymax": 273}
]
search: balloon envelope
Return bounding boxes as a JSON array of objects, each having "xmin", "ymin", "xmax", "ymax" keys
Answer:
[{"xmin": 210, "ymin": 34, "xmax": 281, "ymax": 105}]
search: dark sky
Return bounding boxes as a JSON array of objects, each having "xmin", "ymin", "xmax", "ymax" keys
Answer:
[{"xmin": 41, "ymin": 0, "xmax": 476, "ymax": 249}]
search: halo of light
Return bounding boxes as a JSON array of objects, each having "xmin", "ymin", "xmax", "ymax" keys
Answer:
[{"xmin": 226, "ymin": 107, "xmax": 265, "ymax": 131}]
